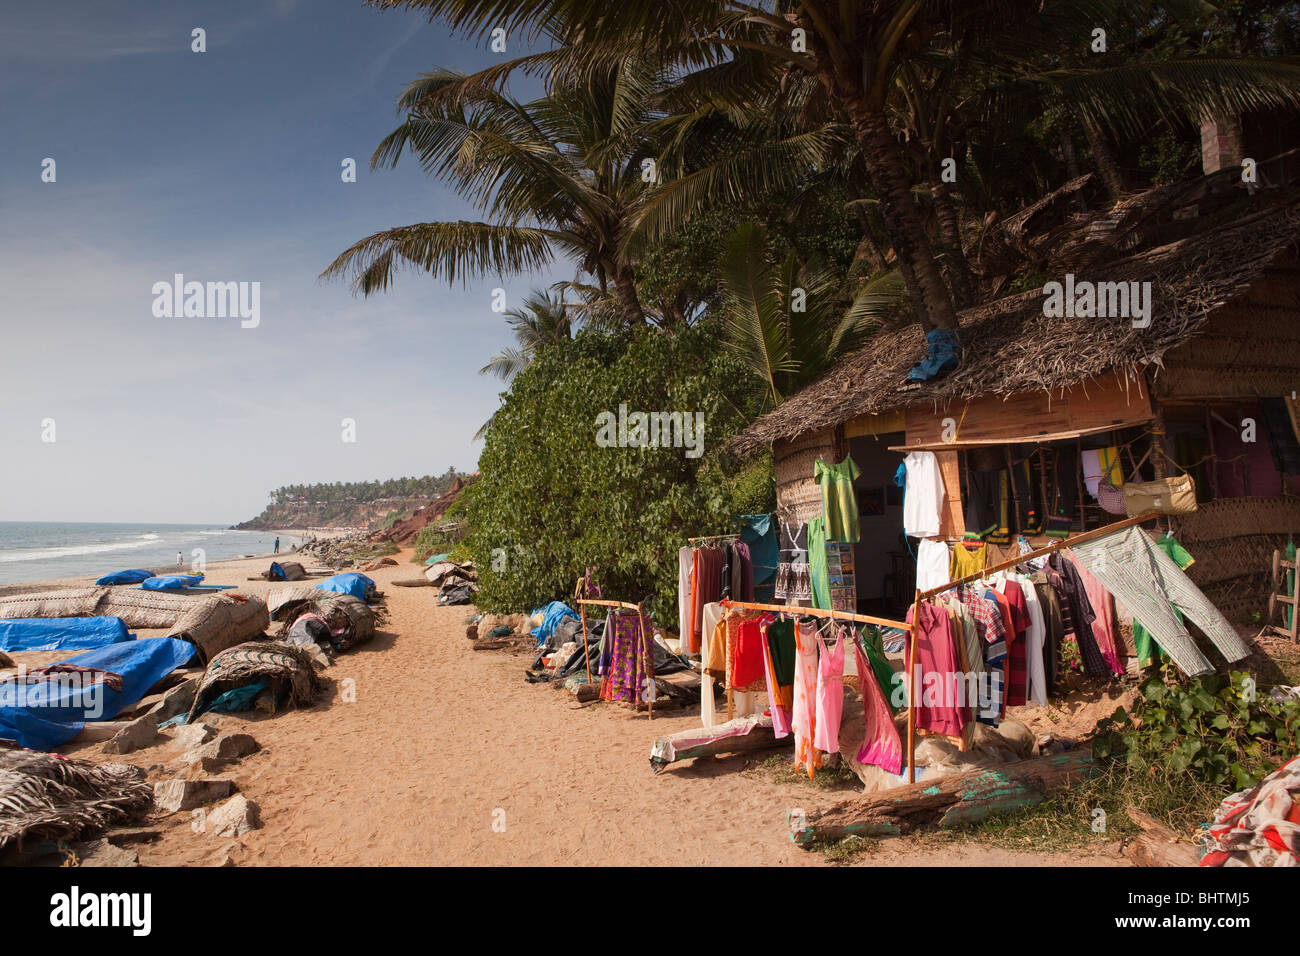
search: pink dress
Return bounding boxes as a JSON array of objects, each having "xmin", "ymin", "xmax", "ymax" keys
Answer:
[
  {"xmin": 813, "ymin": 630, "xmax": 845, "ymax": 754},
  {"xmin": 854, "ymin": 641, "xmax": 903, "ymax": 774},
  {"xmin": 791, "ymin": 621, "xmax": 821, "ymax": 778}
]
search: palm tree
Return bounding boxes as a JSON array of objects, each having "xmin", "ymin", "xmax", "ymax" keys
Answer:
[
  {"xmin": 479, "ymin": 288, "xmax": 572, "ymax": 381},
  {"xmin": 719, "ymin": 221, "xmax": 902, "ymax": 406},
  {"xmin": 475, "ymin": 288, "xmax": 573, "ymax": 439},
  {"xmin": 322, "ymin": 60, "xmax": 663, "ymax": 324}
]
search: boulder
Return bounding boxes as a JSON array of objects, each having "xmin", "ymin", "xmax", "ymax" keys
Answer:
[
  {"xmin": 153, "ymin": 777, "xmax": 236, "ymax": 813},
  {"xmin": 206, "ymin": 795, "xmax": 261, "ymax": 837},
  {"xmin": 167, "ymin": 722, "xmax": 216, "ymax": 751},
  {"xmin": 101, "ymin": 714, "xmax": 160, "ymax": 755},
  {"xmin": 184, "ymin": 733, "xmax": 260, "ymax": 767}
]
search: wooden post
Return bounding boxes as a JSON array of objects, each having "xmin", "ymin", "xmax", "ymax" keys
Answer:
[
  {"xmin": 1076, "ymin": 435, "xmax": 1088, "ymax": 532},
  {"xmin": 907, "ymin": 588, "xmax": 920, "ymax": 783},
  {"xmin": 579, "ymin": 587, "xmax": 595, "ymax": 686},
  {"xmin": 635, "ymin": 602, "xmax": 654, "ymax": 720}
]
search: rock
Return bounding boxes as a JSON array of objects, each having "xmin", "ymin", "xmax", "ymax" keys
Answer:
[
  {"xmin": 148, "ymin": 677, "xmax": 199, "ymax": 723},
  {"xmin": 206, "ymin": 795, "xmax": 261, "ymax": 837},
  {"xmin": 104, "ymin": 827, "xmax": 162, "ymax": 847},
  {"xmin": 101, "ymin": 714, "xmax": 160, "ymax": 755},
  {"xmin": 72, "ymin": 839, "xmax": 139, "ymax": 867},
  {"xmin": 185, "ymin": 733, "xmax": 260, "ymax": 766},
  {"xmin": 0, "ymin": 650, "xmax": 14, "ymax": 669},
  {"xmin": 153, "ymin": 777, "xmax": 237, "ymax": 813},
  {"xmin": 168, "ymin": 721, "xmax": 217, "ymax": 750},
  {"xmin": 300, "ymin": 642, "xmax": 331, "ymax": 670}
]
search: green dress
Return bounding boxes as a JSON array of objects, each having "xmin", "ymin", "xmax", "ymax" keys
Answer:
[
  {"xmin": 814, "ymin": 455, "xmax": 862, "ymax": 544},
  {"xmin": 1133, "ymin": 535, "xmax": 1195, "ymax": 668},
  {"xmin": 809, "ymin": 516, "xmax": 830, "ymax": 610}
]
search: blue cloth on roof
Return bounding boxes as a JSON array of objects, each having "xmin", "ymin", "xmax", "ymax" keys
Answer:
[
  {"xmin": 95, "ymin": 569, "xmax": 155, "ymax": 586},
  {"xmin": 907, "ymin": 328, "xmax": 962, "ymax": 382},
  {"xmin": 530, "ymin": 601, "xmax": 579, "ymax": 646},
  {"xmin": 0, "ymin": 638, "xmax": 196, "ymax": 751},
  {"xmin": 0, "ymin": 617, "xmax": 132, "ymax": 652},
  {"xmin": 142, "ymin": 574, "xmax": 204, "ymax": 591},
  {"xmin": 313, "ymin": 572, "xmax": 375, "ymax": 602},
  {"xmin": 739, "ymin": 513, "xmax": 779, "ymax": 603}
]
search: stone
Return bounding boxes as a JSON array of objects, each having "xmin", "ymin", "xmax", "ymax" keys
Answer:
[
  {"xmin": 72, "ymin": 839, "xmax": 139, "ymax": 867},
  {"xmin": 101, "ymin": 713, "xmax": 160, "ymax": 755},
  {"xmin": 104, "ymin": 827, "xmax": 162, "ymax": 847},
  {"xmin": 184, "ymin": 733, "xmax": 260, "ymax": 766},
  {"xmin": 153, "ymin": 777, "xmax": 236, "ymax": 813},
  {"xmin": 168, "ymin": 722, "xmax": 216, "ymax": 750},
  {"xmin": 206, "ymin": 795, "xmax": 261, "ymax": 837},
  {"xmin": 148, "ymin": 677, "xmax": 199, "ymax": 723}
]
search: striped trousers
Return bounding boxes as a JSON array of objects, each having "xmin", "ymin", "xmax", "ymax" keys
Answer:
[{"xmin": 1066, "ymin": 526, "xmax": 1249, "ymax": 677}]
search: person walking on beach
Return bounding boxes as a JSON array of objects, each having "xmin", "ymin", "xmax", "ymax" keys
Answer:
[
  {"xmin": 176, "ymin": 551, "xmax": 183, "ymax": 567},
  {"xmin": 274, "ymin": 536, "xmax": 280, "ymax": 554}
]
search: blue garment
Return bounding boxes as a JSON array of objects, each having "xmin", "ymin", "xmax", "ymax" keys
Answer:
[
  {"xmin": 95, "ymin": 569, "xmax": 155, "ymax": 586},
  {"xmin": 142, "ymin": 574, "xmax": 204, "ymax": 591},
  {"xmin": 529, "ymin": 601, "xmax": 579, "ymax": 646},
  {"xmin": 0, "ymin": 617, "xmax": 132, "ymax": 652},
  {"xmin": 313, "ymin": 573, "xmax": 376, "ymax": 602},
  {"xmin": 739, "ymin": 513, "xmax": 779, "ymax": 603},
  {"xmin": 0, "ymin": 638, "xmax": 195, "ymax": 751},
  {"xmin": 269, "ymin": 561, "xmax": 286, "ymax": 581},
  {"xmin": 907, "ymin": 328, "xmax": 962, "ymax": 383}
]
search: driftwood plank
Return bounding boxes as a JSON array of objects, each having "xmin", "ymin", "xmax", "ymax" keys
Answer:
[
  {"xmin": 789, "ymin": 748, "xmax": 1094, "ymax": 844},
  {"xmin": 1123, "ymin": 806, "xmax": 1200, "ymax": 867}
]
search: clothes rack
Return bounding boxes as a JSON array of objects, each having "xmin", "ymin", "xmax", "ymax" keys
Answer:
[
  {"xmin": 720, "ymin": 598, "xmax": 922, "ymax": 777},
  {"xmin": 576, "ymin": 598, "xmax": 656, "ymax": 719}
]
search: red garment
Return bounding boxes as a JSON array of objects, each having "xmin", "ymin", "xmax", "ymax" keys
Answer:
[
  {"xmin": 905, "ymin": 602, "xmax": 967, "ymax": 738},
  {"xmin": 988, "ymin": 590, "xmax": 1023, "ymax": 709},
  {"xmin": 1001, "ymin": 581, "xmax": 1031, "ymax": 707},
  {"xmin": 690, "ymin": 546, "xmax": 725, "ymax": 653},
  {"xmin": 732, "ymin": 615, "xmax": 769, "ymax": 688}
]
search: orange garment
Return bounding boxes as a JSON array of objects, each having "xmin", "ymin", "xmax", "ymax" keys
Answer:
[{"xmin": 687, "ymin": 549, "xmax": 701, "ymax": 654}]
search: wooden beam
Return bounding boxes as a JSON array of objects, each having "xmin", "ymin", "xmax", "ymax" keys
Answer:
[{"xmin": 789, "ymin": 748, "xmax": 1095, "ymax": 844}]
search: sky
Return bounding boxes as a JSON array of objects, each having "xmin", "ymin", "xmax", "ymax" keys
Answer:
[{"xmin": 0, "ymin": 0, "xmax": 563, "ymax": 524}]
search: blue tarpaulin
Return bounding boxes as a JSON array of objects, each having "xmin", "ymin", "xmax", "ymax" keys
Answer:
[
  {"xmin": 0, "ymin": 638, "xmax": 196, "ymax": 751},
  {"xmin": 95, "ymin": 569, "xmax": 155, "ymax": 586},
  {"xmin": 142, "ymin": 574, "xmax": 204, "ymax": 591},
  {"xmin": 313, "ymin": 573, "xmax": 376, "ymax": 602},
  {"xmin": 529, "ymin": 601, "xmax": 579, "ymax": 646},
  {"xmin": 0, "ymin": 617, "xmax": 132, "ymax": 652}
]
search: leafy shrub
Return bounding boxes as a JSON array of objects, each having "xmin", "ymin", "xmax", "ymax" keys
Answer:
[
  {"xmin": 1093, "ymin": 669, "xmax": 1300, "ymax": 791},
  {"xmin": 465, "ymin": 321, "xmax": 768, "ymax": 623}
]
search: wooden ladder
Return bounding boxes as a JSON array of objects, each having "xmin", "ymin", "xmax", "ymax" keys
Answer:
[{"xmin": 1268, "ymin": 548, "xmax": 1300, "ymax": 643}]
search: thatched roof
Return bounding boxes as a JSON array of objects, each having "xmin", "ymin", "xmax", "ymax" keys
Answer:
[{"xmin": 725, "ymin": 197, "xmax": 1300, "ymax": 457}]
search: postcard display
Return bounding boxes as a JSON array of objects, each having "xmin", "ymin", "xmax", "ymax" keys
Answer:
[{"xmin": 825, "ymin": 541, "xmax": 856, "ymax": 611}]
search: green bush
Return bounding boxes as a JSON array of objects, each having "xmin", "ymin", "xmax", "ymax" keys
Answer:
[
  {"xmin": 1094, "ymin": 669, "xmax": 1300, "ymax": 791},
  {"xmin": 465, "ymin": 322, "xmax": 768, "ymax": 623}
]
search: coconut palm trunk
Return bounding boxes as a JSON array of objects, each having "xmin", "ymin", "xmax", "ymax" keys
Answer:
[{"xmin": 847, "ymin": 104, "xmax": 960, "ymax": 331}]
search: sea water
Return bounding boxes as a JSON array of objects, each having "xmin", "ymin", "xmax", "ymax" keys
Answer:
[{"xmin": 0, "ymin": 522, "xmax": 297, "ymax": 586}]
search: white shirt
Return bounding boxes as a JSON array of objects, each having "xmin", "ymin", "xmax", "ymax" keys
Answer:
[
  {"xmin": 902, "ymin": 451, "xmax": 945, "ymax": 538},
  {"xmin": 916, "ymin": 537, "xmax": 950, "ymax": 592}
]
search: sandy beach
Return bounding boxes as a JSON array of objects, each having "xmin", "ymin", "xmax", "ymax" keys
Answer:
[{"xmin": 2, "ymin": 549, "xmax": 1129, "ymax": 867}]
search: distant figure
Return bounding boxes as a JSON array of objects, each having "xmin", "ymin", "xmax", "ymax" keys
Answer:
[
  {"xmin": 176, "ymin": 551, "xmax": 183, "ymax": 567},
  {"xmin": 273, "ymin": 536, "xmax": 280, "ymax": 554}
]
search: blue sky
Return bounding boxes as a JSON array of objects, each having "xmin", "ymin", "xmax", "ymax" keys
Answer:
[{"xmin": 0, "ymin": 0, "xmax": 561, "ymax": 523}]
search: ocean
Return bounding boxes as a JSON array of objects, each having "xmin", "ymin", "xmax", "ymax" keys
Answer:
[{"xmin": 0, "ymin": 522, "xmax": 300, "ymax": 587}]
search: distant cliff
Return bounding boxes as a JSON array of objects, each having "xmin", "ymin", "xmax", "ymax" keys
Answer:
[{"xmin": 234, "ymin": 472, "xmax": 471, "ymax": 531}]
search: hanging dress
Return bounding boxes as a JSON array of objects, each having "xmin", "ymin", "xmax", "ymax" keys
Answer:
[
  {"xmin": 774, "ymin": 521, "xmax": 812, "ymax": 601},
  {"xmin": 854, "ymin": 639, "xmax": 903, "ymax": 775},
  {"xmin": 813, "ymin": 628, "xmax": 845, "ymax": 753},
  {"xmin": 791, "ymin": 619, "xmax": 821, "ymax": 778}
]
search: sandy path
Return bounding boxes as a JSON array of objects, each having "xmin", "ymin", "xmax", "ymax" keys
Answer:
[{"xmin": 39, "ymin": 551, "xmax": 1126, "ymax": 867}]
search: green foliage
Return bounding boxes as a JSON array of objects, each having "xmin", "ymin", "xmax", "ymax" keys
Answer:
[
  {"xmin": 1093, "ymin": 670, "xmax": 1300, "ymax": 791},
  {"xmin": 1137, "ymin": 129, "xmax": 1201, "ymax": 186},
  {"xmin": 265, "ymin": 470, "xmax": 465, "ymax": 507},
  {"xmin": 464, "ymin": 321, "xmax": 767, "ymax": 623}
]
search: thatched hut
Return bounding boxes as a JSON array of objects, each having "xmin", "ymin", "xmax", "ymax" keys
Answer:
[{"xmin": 726, "ymin": 193, "xmax": 1300, "ymax": 620}]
